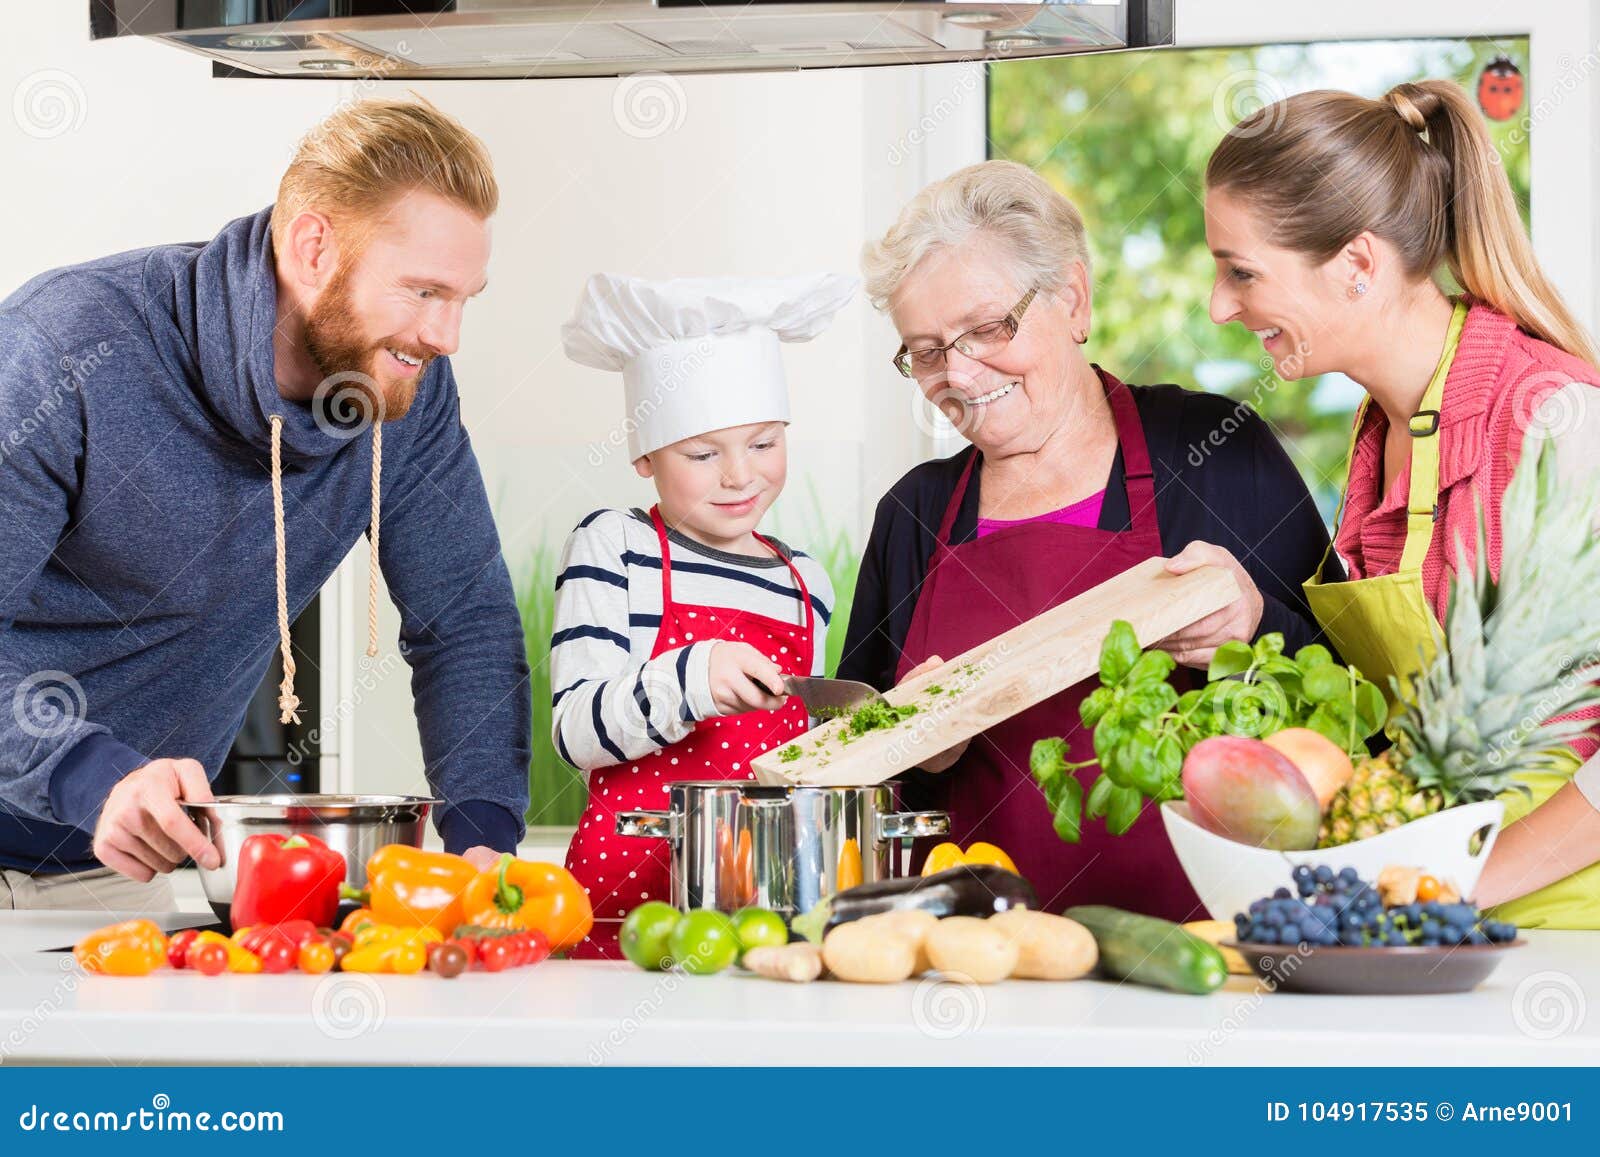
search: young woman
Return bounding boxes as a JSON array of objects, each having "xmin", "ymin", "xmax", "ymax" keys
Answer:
[{"xmin": 1204, "ymin": 79, "xmax": 1600, "ymax": 927}]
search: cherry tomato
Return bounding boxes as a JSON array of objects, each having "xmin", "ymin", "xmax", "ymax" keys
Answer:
[
  {"xmin": 389, "ymin": 942, "xmax": 427, "ymax": 975},
  {"xmin": 257, "ymin": 937, "xmax": 296, "ymax": 974},
  {"xmin": 167, "ymin": 928, "xmax": 200, "ymax": 970},
  {"xmin": 328, "ymin": 936, "xmax": 352, "ymax": 971},
  {"xmin": 298, "ymin": 939, "xmax": 335, "ymax": 974},
  {"xmin": 430, "ymin": 943, "xmax": 468, "ymax": 979},
  {"xmin": 523, "ymin": 930, "xmax": 552, "ymax": 966},
  {"xmin": 186, "ymin": 940, "xmax": 229, "ymax": 977},
  {"xmin": 479, "ymin": 939, "xmax": 512, "ymax": 973},
  {"xmin": 452, "ymin": 938, "xmax": 478, "ymax": 967},
  {"xmin": 503, "ymin": 933, "xmax": 526, "ymax": 968}
]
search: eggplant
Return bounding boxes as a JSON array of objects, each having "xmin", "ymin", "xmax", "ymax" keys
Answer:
[{"xmin": 791, "ymin": 864, "xmax": 1037, "ymax": 943}]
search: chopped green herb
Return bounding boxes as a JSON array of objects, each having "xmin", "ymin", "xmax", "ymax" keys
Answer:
[
  {"xmin": 925, "ymin": 684, "xmax": 945, "ymax": 695},
  {"xmin": 844, "ymin": 700, "xmax": 918, "ymax": 737},
  {"xmin": 778, "ymin": 744, "xmax": 803, "ymax": 763}
]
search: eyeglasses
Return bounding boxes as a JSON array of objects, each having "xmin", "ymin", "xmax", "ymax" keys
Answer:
[{"xmin": 892, "ymin": 287, "xmax": 1038, "ymax": 379}]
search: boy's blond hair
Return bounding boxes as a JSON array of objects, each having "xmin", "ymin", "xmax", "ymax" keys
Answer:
[{"xmin": 272, "ymin": 95, "xmax": 498, "ymax": 255}]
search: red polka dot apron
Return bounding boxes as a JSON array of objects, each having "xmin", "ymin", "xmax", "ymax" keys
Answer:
[{"xmin": 564, "ymin": 505, "xmax": 816, "ymax": 959}]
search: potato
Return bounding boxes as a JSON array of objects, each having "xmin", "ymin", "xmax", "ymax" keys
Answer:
[
  {"xmin": 822, "ymin": 920, "xmax": 919, "ymax": 983},
  {"xmin": 990, "ymin": 909, "xmax": 1097, "ymax": 980},
  {"xmin": 925, "ymin": 916, "xmax": 1019, "ymax": 984},
  {"xmin": 854, "ymin": 910, "xmax": 938, "ymax": 974}
]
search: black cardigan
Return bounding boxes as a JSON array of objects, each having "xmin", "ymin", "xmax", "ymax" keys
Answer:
[{"xmin": 837, "ymin": 382, "xmax": 1341, "ymax": 691}]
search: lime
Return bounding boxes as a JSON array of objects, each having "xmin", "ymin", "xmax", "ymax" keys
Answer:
[
  {"xmin": 619, "ymin": 901, "xmax": 682, "ymax": 971},
  {"xmin": 667, "ymin": 909, "xmax": 741, "ymax": 976},
  {"xmin": 732, "ymin": 907, "xmax": 790, "ymax": 960}
]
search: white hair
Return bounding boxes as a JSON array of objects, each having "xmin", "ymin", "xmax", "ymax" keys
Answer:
[{"xmin": 861, "ymin": 159, "xmax": 1092, "ymax": 309}]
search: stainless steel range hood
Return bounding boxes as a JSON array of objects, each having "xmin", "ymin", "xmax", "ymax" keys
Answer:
[{"xmin": 90, "ymin": 2, "xmax": 1172, "ymax": 81}]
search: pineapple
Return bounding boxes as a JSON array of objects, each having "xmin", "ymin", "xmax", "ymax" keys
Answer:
[{"xmin": 1319, "ymin": 429, "xmax": 1600, "ymax": 848}]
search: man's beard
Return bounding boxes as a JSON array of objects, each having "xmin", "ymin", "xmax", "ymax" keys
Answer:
[{"xmin": 303, "ymin": 265, "xmax": 430, "ymax": 423}]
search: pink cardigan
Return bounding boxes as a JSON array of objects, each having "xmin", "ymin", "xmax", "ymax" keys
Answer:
[{"xmin": 1334, "ymin": 301, "xmax": 1600, "ymax": 755}]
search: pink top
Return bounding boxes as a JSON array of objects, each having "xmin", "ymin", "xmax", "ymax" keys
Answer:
[
  {"xmin": 976, "ymin": 489, "xmax": 1105, "ymax": 537},
  {"xmin": 1332, "ymin": 301, "xmax": 1600, "ymax": 760}
]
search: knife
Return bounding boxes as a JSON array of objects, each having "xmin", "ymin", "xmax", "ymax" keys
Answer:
[{"xmin": 779, "ymin": 675, "xmax": 888, "ymax": 720}]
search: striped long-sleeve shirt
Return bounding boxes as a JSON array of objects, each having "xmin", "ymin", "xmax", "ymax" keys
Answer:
[{"xmin": 550, "ymin": 508, "xmax": 833, "ymax": 774}]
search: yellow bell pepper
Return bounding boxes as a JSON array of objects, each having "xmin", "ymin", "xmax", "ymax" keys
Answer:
[
  {"xmin": 339, "ymin": 923, "xmax": 442, "ymax": 973},
  {"xmin": 920, "ymin": 840, "xmax": 1018, "ymax": 877}
]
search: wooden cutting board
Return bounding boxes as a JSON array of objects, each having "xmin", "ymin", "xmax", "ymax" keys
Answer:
[{"xmin": 750, "ymin": 557, "xmax": 1239, "ymax": 788}]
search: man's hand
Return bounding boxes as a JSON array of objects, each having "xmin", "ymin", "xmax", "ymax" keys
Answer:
[
  {"xmin": 896, "ymin": 654, "xmax": 969, "ymax": 773},
  {"xmin": 460, "ymin": 845, "xmax": 502, "ymax": 872},
  {"xmin": 1157, "ymin": 542, "xmax": 1265, "ymax": 669},
  {"xmin": 92, "ymin": 758, "xmax": 220, "ymax": 882},
  {"xmin": 708, "ymin": 641, "xmax": 788, "ymax": 715}
]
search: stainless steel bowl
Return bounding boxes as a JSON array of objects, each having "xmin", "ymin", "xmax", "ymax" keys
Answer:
[{"xmin": 182, "ymin": 794, "xmax": 438, "ymax": 924}]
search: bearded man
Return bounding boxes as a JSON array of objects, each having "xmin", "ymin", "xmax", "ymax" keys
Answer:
[{"xmin": 0, "ymin": 97, "xmax": 530, "ymax": 910}]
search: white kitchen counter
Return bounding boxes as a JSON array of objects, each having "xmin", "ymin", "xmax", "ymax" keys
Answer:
[{"xmin": 1, "ymin": 910, "xmax": 1594, "ymax": 1066}]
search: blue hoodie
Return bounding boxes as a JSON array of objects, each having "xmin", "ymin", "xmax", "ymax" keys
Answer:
[{"xmin": 0, "ymin": 207, "xmax": 530, "ymax": 871}]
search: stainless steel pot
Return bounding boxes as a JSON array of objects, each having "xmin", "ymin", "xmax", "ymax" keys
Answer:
[
  {"xmin": 182, "ymin": 794, "xmax": 438, "ymax": 924},
  {"xmin": 616, "ymin": 781, "xmax": 947, "ymax": 918}
]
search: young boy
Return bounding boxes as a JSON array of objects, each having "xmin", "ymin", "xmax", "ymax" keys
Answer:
[{"xmin": 554, "ymin": 272, "xmax": 857, "ymax": 957}]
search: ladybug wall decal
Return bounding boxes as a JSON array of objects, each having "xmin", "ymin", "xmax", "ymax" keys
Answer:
[{"xmin": 1477, "ymin": 56, "xmax": 1524, "ymax": 122}]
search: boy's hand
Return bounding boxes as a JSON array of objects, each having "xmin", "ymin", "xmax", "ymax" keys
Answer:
[{"xmin": 708, "ymin": 641, "xmax": 788, "ymax": 716}]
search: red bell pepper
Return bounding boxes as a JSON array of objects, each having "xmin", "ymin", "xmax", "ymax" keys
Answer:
[{"xmin": 229, "ymin": 833, "xmax": 346, "ymax": 931}]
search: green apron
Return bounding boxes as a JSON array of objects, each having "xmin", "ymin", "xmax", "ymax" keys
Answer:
[{"xmin": 1304, "ymin": 301, "xmax": 1599, "ymax": 928}]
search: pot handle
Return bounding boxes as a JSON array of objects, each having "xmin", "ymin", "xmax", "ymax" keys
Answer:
[
  {"xmin": 877, "ymin": 810, "xmax": 951, "ymax": 841},
  {"xmin": 616, "ymin": 810, "xmax": 675, "ymax": 840}
]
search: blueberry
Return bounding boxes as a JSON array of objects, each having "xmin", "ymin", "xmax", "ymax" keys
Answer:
[
  {"xmin": 1234, "ymin": 914, "xmax": 1252, "ymax": 937},
  {"xmin": 1313, "ymin": 865, "xmax": 1334, "ymax": 884},
  {"xmin": 1281, "ymin": 923, "xmax": 1302, "ymax": 943},
  {"xmin": 1466, "ymin": 929, "xmax": 1489, "ymax": 945},
  {"xmin": 1385, "ymin": 929, "xmax": 1408, "ymax": 947},
  {"xmin": 1297, "ymin": 879, "xmax": 1317, "ymax": 898},
  {"xmin": 1420, "ymin": 932, "xmax": 1441, "ymax": 947},
  {"xmin": 1255, "ymin": 927, "xmax": 1280, "ymax": 944},
  {"xmin": 1250, "ymin": 899, "xmax": 1268, "ymax": 914},
  {"xmin": 1273, "ymin": 887, "xmax": 1292, "ymax": 899},
  {"xmin": 1338, "ymin": 866, "xmax": 1360, "ymax": 885},
  {"xmin": 1264, "ymin": 909, "xmax": 1286, "ymax": 928},
  {"xmin": 1292, "ymin": 865, "xmax": 1315, "ymax": 885}
]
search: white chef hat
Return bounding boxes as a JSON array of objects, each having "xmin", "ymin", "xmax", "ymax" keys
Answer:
[{"xmin": 562, "ymin": 272, "xmax": 858, "ymax": 460}]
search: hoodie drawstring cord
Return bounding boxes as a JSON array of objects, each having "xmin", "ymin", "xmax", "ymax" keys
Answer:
[
  {"xmin": 268, "ymin": 415, "xmax": 301, "ymax": 726},
  {"xmin": 269, "ymin": 414, "xmax": 383, "ymax": 726}
]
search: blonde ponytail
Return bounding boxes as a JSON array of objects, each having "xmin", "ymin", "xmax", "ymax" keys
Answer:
[
  {"xmin": 1388, "ymin": 81, "xmax": 1598, "ymax": 365},
  {"xmin": 1207, "ymin": 80, "xmax": 1598, "ymax": 366}
]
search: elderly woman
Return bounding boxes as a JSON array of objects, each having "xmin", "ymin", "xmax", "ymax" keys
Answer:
[{"xmin": 837, "ymin": 160, "xmax": 1333, "ymax": 919}]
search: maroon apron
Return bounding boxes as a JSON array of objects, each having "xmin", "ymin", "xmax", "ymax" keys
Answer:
[{"xmin": 893, "ymin": 369, "xmax": 1204, "ymax": 920}]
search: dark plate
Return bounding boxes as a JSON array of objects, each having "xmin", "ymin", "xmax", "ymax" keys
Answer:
[{"xmin": 1224, "ymin": 939, "xmax": 1526, "ymax": 995}]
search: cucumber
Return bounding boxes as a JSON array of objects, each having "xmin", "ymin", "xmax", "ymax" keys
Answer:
[{"xmin": 1066, "ymin": 905, "xmax": 1228, "ymax": 994}]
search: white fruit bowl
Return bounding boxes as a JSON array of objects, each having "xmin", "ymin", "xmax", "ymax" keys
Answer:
[{"xmin": 1161, "ymin": 799, "xmax": 1505, "ymax": 922}]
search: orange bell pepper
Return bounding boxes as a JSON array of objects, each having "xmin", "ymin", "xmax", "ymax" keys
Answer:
[
  {"xmin": 364, "ymin": 845, "xmax": 479, "ymax": 933},
  {"xmin": 459, "ymin": 855, "xmax": 593, "ymax": 952},
  {"xmin": 74, "ymin": 919, "xmax": 168, "ymax": 976},
  {"xmin": 920, "ymin": 840, "xmax": 1018, "ymax": 877}
]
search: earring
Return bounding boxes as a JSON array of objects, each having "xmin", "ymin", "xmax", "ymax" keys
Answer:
[
  {"xmin": 1353, "ymin": 281, "xmax": 1368, "ymax": 297},
  {"xmin": 1072, "ymin": 329, "xmax": 1089, "ymax": 344}
]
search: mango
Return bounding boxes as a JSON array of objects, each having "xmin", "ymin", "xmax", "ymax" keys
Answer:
[{"xmin": 1181, "ymin": 735, "xmax": 1320, "ymax": 850}]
